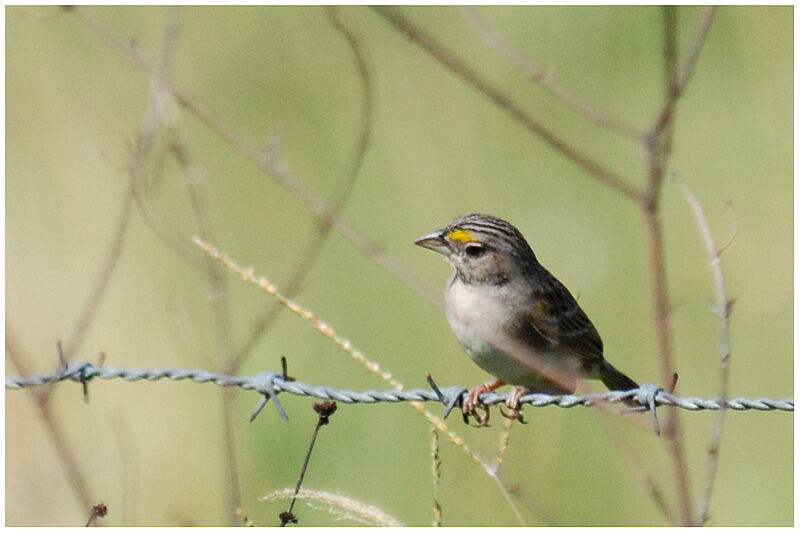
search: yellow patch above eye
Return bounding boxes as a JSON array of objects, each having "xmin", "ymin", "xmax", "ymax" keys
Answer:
[{"xmin": 446, "ymin": 228, "xmax": 476, "ymax": 242}]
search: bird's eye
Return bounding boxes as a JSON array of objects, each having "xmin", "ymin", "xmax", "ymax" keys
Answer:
[{"xmin": 464, "ymin": 243, "xmax": 485, "ymax": 258}]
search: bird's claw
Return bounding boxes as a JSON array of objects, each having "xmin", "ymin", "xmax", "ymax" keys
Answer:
[
  {"xmin": 498, "ymin": 386, "xmax": 529, "ymax": 424},
  {"xmin": 461, "ymin": 380, "xmax": 503, "ymax": 427}
]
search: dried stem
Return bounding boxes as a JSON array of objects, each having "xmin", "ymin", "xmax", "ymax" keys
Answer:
[
  {"xmin": 372, "ymin": 6, "xmax": 644, "ymax": 203},
  {"xmin": 460, "ymin": 6, "xmax": 646, "ymax": 139},
  {"xmin": 430, "ymin": 427, "xmax": 442, "ymax": 526},
  {"xmin": 279, "ymin": 401, "xmax": 337, "ymax": 526},
  {"xmin": 675, "ymin": 178, "xmax": 735, "ymax": 525}
]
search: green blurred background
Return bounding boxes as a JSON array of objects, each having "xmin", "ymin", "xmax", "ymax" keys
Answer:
[{"xmin": 6, "ymin": 5, "xmax": 792, "ymax": 526}]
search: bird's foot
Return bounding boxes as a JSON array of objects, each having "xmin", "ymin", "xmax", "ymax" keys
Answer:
[
  {"xmin": 462, "ymin": 379, "xmax": 504, "ymax": 427},
  {"xmin": 499, "ymin": 386, "xmax": 529, "ymax": 424}
]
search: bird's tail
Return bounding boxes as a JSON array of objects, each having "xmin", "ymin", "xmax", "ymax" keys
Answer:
[{"xmin": 599, "ymin": 360, "xmax": 639, "ymax": 392}]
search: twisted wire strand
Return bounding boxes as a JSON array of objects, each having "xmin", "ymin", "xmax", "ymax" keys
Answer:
[{"xmin": 6, "ymin": 361, "xmax": 793, "ymax": 424}]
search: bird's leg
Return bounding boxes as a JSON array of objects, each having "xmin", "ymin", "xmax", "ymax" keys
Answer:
[
  {"xmin": 499, "ymin": 386, "xmax": 530, "ymax": 424},
  {"xmin": 463, "ymin": 379, "xmax": 504, "ymax": 427}
]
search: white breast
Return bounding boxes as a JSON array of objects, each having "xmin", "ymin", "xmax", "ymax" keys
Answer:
[{"xmin": 443, "ymin": 275, "xmax": 569, "ymax": 389}]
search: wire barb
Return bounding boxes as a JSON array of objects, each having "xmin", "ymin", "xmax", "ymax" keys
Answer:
[
  {"xmin": 426, "ymin": 374, "xmax": 467, "ymax": 420},
  {"xmin": 634, "ymin": 383, "xmax": 666, "ymax": 435},
  {"xmin": 249, "ymin": 371, "xmax": 289, "ymax": 423}
]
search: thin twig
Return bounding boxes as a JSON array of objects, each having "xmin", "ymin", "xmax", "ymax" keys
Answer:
[
  {"xmin": 674, "ymin": 7, "xmax": 716, "ymax": 96},
  {"xmin": 675, "ymin": 178, "xmax": 735, "ymax": 525},
  {"xmin": 279, "ymin": 401, "xmax": 338, "ymax": 526},
  {"xmin": 68, "ymin": 6, "xmax": 440, "ymax": 308},
  {"xmin": 372, "ymin": 6, "xmax": 644, "ymax": 204},
  {"xmin": 660, "ymin": 6, "xmax": 678, "ymax": 160},
  {"xmin": 652, "ymin": 6, "xmax": 716, "ymax": 136},
  {"xmin": 459, "ymin": 6, "xmax": 646, "ymax": 140},
  {"xmin": 229, "ymin": 6, "xmax": 374, "ymax": 373}
]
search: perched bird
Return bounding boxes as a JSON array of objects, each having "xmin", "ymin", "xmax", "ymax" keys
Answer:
[{"xmin": 415, "ymin": 213, "xmax": 638, "ymax": 425}]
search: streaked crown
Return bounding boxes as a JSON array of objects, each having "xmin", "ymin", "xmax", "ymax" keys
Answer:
[{"xmin": 415, "ymin": 214, "xmax": 540, "ymax": 284}]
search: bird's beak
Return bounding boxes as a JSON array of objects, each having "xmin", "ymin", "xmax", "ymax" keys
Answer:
[{"xmin": 414, "ymin": 230, "xmax": 450, "ymax": 255}]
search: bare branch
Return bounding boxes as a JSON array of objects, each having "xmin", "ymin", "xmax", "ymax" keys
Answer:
[
  {"xmin": 675, "ymin": 6, "xmax": 716, "ymax": 95},
  {"xmin": 371, "ymin": 6, "xmax": 645, "ymax": 204},
  {"xmin": 660, "ymin": 6, "xmax": 678, "ymax": 160},
  {"xmin": 460, "ymin": 7, "xmax": 646, "ymax": 140},
  {"xmin": 652, "ymin": 6, "xmax": 716, "ymax": 136}
]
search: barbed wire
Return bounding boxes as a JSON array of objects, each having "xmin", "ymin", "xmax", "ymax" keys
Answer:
[{"xmin": 6, "ymin": 360, "xmax": 793, "ymax": 433}]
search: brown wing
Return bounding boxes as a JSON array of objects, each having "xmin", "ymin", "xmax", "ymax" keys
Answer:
[{"xmin": 528, "ymin": 271, "xmax": 604, "ymax": 364}]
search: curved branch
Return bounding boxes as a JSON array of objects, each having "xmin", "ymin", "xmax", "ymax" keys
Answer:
[{"xmin": 372, "ymin": 6, "xmax": 644, "ymax": 203}]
